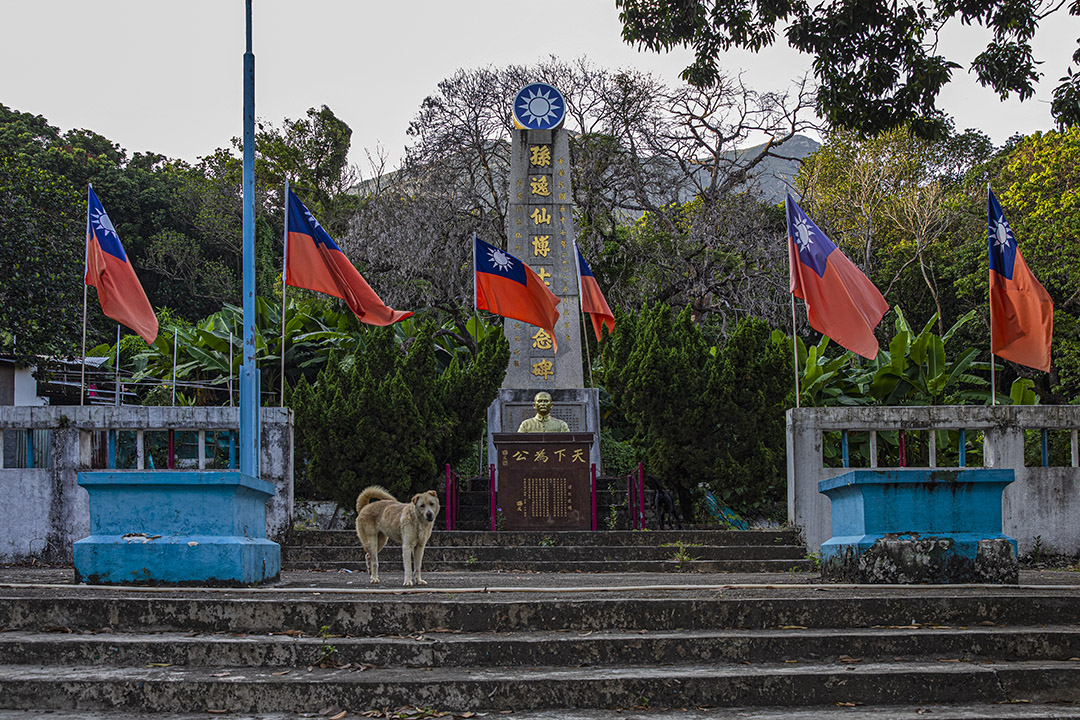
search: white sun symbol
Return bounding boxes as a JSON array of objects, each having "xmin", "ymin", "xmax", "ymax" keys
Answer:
[
  {"xmin": 994, "ymin": 213, "xmax": 1012, "ymax": 250},
  {"xmin": 304, "ymin": 209, "xmax": 322, "ymax": 232},
  {"xmin": 487, "ymin": 247, "xmax": 514, "ymax": 272},
  {"xmin": 794, "ymin": 216, "xmax": 814, "ymax": 251},
  {"xmin": 91, "ymin": 208, "xmax": 116, "ymax": 238},
  {"xmin": 517, "ymin": 88, "xmax": 561, "ymax": 127}
]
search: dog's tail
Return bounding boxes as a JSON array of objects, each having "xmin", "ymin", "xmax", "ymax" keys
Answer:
[{"xmin": 356, "ymin": 485, "xmax": 396, "ymax": 514}]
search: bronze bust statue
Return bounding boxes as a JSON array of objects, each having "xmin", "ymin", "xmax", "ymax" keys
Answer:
[{"xmin": 517, "ymin": 391, "xmax": 569, "ymax": 433}]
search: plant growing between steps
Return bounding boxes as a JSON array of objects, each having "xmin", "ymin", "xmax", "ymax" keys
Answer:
[{"xmin": 316, "ymin": 624, "xmax": 339, "ymax": 667}]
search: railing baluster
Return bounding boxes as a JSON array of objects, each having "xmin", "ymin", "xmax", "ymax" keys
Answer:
[
  {"xmin": 841, "ymin": 430, "xmax": 849, "ymax": 468},
  {"xmin": 869, "ymin": 430, "xmax": 878, "ymax": 468},
  {"xmin": 1042, "ymin": 428, "xmax": 1050, "ymax": 468},
  {"xmin": 198, "ymin": 430, "xmax": 206, "ymax": 470},
  {"xmin": 959, "ymin": 429, "xmax": 967, "ymax": 468},
  {"xmin": 107, "ymin": 430, "xmax": 116, "ymax": 470},
  {"xmin": 929, "ymin": 429, "xmax": 937, "ymax": 468},
  {"xmin": 136, "ymin": 430, "xmax": 145, "ymax": 470},
  {"xmin": 1072, "ymin": 429, "xmax": 1078, "ymax": 468},
  {"xmin": 25, "ymin": 429, "xmax": 34, "ymax": 470}
]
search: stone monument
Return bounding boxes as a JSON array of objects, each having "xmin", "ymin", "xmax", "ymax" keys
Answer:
[{"xmin": 486, "ymin": 82, "xmax": 602, "ymax": 483}]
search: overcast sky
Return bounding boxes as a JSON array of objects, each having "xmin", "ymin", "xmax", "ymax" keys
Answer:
[{"xmin": 2, "ymin": 1, "xmax": 1076, "ymax": 170}]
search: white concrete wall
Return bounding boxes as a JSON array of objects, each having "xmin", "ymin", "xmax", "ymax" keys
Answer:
[
  {"xmin": 0, "ymin": 406, "xmax": 293, "ymax": 563},
  {"xmin": 788, "ymin": 406, "xmax": 1080, "ymax": 557},
  {"xmin": 13, "ymin": 365, "xmax": 46, "ymax": 406}
]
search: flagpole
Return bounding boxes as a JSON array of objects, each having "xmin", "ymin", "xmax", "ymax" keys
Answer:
[
  {"xmin": 81, "ymin": 185, "xmax": 91, "ymax": 407},
  {"xmin": 472, "ymin": 232, "xmax": 478, "ymax": 311},
  {"xmin": 280, "ymin": 179, "xmax": 289, "ymax": 408},
  {"xmin": 791, "ymin": 293, "xmax": 801, "ymax": 408},
  {"xmin": 988, "ymin": 182, "xmax": 997, "ymax": 407},
  {"xmin": 114, "ymin": 325, "xmax": 121, "ymax": 407},
  {"xmin": 573, "ymin": 242, "xmax": 594, "ymax": 387}
]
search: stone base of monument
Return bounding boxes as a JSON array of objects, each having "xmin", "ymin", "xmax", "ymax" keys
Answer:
[
  {"xmin": 487, "ymin": 388, "xmax": 601, "ymax": 477},
  {"xmin": 73, "ymin": 470, "xmax": 280, "ymax": 586},
  {"xmin": 818, "ymin": 469, "xmax": 1018, "ymax": 584}
]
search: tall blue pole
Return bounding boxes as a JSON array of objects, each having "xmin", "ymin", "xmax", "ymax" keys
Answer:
[{"xmin": 240, "ymin": 0, "xmax": 260, "ymax": 479}]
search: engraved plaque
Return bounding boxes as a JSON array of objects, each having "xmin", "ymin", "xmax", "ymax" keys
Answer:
[{"xmin": 494, "ymin": 432, "xmax": 593, "ymax": 530}]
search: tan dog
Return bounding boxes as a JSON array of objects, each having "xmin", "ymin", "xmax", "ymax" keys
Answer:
[{"xmin": 355, "ymin": 486, "xmax": 440, "ymax": 586}]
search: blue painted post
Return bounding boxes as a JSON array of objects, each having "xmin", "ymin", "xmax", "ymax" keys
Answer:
[
  {"xmin": 959, "ymin": 429, "xmax": 967, "ymax": 467},
  {"xmin": 107, "ymin": 430, "xmax": 116, "ymax": 469},
  {"xmin": 841, "ymin": 430, "xmax": 849, "ymax": 468},
  {"xmin": 229, "ymin": 431, "xmax": 236, "ymax": 470},
  {"xmin": 239, "ymin": 0, "xmax": 260, "ymax": 480},
  {"xmin": 1041, "ymin": 428, "xmax": 1049, "ymax": 467},
  {"xmin": 25, "ymin": 430, "xmax": 33, "ymax": 469}
]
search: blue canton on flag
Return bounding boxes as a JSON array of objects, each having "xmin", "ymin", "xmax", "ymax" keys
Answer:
[
  {"xmin": 786, "ymin": 196, "xmax": 838, "ymax": 278},
  {"xmin": 475, "ymin": 236, "xmax": 527, "ymax": 285},
  {"xmin": 988, "ymin": 189, "xmax": 1017, "ymax": 280}
]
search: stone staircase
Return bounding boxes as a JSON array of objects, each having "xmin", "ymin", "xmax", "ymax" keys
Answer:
[
  {"xmin": 2, "ymin": 577, "xmax": 1080, "ymax": 717},
  {"xmin": 285, "ymin": 528, "xmax": 815, "ymax": 573}
]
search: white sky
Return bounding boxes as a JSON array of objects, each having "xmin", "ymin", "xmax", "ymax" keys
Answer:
[{"xmin": 1, "ymin": 1, "xmax": 1076, "ymax": 170}]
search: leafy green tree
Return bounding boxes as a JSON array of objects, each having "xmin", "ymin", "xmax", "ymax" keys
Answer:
[
  {"xmin": 0, "ymin": 156, "xmax": 83, "ymax": 361},
  {"xmin": 616, "ymin": 0, "xmax": 1080, "ymax": 137}
]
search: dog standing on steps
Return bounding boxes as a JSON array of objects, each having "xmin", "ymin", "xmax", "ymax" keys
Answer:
[
  {"xmin": 652, "ymin": 485, "xmax": 681, "ymax": 530},
  {"xmin": 355, "ymin": 486, "xmax": 440, "ymax": 586}
]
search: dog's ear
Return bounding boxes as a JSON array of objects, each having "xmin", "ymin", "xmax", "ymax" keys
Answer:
[
  {"xmin": 411, "ymin": 493, "xmax": 422, "ymax": 506},
  {"xmin": 426, "ymin": 490, "xmax": 438, "ymax": 499}
]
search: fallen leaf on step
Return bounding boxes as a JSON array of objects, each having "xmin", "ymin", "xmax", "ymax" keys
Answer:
[
  {"xmin": 146, "ymin": 663, "xmax": 172, "ymax": 668},
  {"xmin": 319, "ymin": 705, "xmax": 341, "ymax": 716},
  {"xmin": 211, "ymin": 671, "xmax": 230, "ymax": 678},
  {"xmin": 937, "ymin": 658, "xmax": 961, "ymax": 663},
  {"xmin": 836, "ymin": 702, "xmax": 855, "ymax": 707},
  {"xmin": 837, "ymin": 655, "xmax": 861, "ymax": 663},
  {"xmin": 207, "ymin": 710, "xmax": 228, "ymax": 715},
  {"xmin": 780, "ymin": 625, "xmax": 808, "ymax": 630},
  {"xmin": 1069, "ymin": 657, "xmax": 1080, "ymax": 661},
  {"xmin": 979, "ymin": 621, "xmax": 996, "ymax": 626},
  {"xmin": 271, "ymin": 669, "xmax": 291, "ymax": 676},
  {"xmin": 329, "ymin": 712, "xmax": 348, "ymax": 720}
]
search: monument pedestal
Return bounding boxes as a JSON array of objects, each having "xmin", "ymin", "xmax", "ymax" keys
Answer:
[{"xmin": 73, "ymin": 470, "xmax": 280, "ymax": 586}]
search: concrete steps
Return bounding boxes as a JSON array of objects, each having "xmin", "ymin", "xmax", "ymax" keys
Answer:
[
  {"xmin": 2, "ymin": 584, "xmax": 1080, "ymax": 714},
  {"xmin": 284, "ymin": 529, "xmax": 814, "ymax": 573}
]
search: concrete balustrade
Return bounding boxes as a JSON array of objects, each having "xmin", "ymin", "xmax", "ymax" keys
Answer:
[
  {"xmin": 788, "ymin": 406, "xmax": 1080, "ymax": 557},
  {"xmin": 0, "ymin": 406, "xmax": 293, "ymax": 563}
]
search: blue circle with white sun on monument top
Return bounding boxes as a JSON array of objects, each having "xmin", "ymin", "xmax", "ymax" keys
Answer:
[{"xmin": 513, "ymin": 83, "xmax": 565, "ymax": 130}]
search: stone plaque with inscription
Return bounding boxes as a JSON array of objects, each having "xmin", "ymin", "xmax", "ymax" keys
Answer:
[{"xmin": 493, "ymin": 432, "xmax": 593, "ymax": 530}]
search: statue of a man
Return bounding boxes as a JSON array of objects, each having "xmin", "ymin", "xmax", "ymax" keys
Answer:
[{"xmin": 517, "ymin": 391, "xmax": 569, "ymax": 433}]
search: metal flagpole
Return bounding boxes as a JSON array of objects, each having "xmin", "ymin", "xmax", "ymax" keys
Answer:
[
  {"xmin": 573, "ymin": 242, "xmax": 594, "ymax": 387},
  {"xmin": 81, "ymin": 185, "xmax": 91, "ymax": 407},
  {"xmin": 240, "ymin": 0, "xmax": 260, "ymax": 478},
  {"xmin": 472, "ymin": 232, "xmax": 478, "ymax": 310},
  {"xmin": 114, "ymin": 326, "xmax": 121, "ymax": 406},
  {"xmin": 280, "ymin": 179, "xmax": 289, "ymax": 407},
  {"xmin": 791, "ymin": 293, "xmax": 801, "ymax": 408},
  {"xmin": 988, "ymin": 182, "xmax": 997, "ymax": 406}
]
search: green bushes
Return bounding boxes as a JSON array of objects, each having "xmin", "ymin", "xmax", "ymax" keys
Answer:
[{"xmin": 289, "ymin": 323, "xmax": 508, "ymax": 509}]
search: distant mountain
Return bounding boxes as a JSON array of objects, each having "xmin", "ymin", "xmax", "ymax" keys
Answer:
[{"xmin": 694, "ymin": 133, "xmax": 821, "ymax": 205}]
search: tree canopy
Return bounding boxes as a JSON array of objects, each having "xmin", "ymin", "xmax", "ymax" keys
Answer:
[{"xmin": 616, "ymin": 0, "xmax": 1080, "ymax": 138}]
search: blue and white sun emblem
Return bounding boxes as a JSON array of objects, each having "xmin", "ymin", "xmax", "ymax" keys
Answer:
[
  {"xmin": 993, "ymin": 212, "xmax": 1013, "ymax": 250},
  {"xmin": 513, "ymin": 83, "xmax": 565, "ymax": 130},
  {"xmin": 91, "ymin": 208, "xmax": 117, "ymax": 239},
  {"xmin": 304, "ymin": 208, "xmax": 322, "ymax": 233},
  {"xmin": 487, "ymin": 247, "xmax": 514, "ymax": 272},
  {"xmin": 793, "ymin": 216, "xmax": 814, "ymax": 251}
]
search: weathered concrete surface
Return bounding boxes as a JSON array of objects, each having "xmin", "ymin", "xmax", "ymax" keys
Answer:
[
  {"xmin": 823, "ymin": 537, "xmax": 1019, "ymax": 584},
  {"xmin": 0, "ymin": 406, "xmax": 293, "ymax": 564}
]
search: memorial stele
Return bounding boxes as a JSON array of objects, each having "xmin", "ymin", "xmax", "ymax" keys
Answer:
[{"xmin": 486, "ymin": 82, "xmax": 602, "ymax": 481}]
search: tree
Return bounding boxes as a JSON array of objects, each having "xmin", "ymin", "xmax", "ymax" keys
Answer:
[
  {"xmin": 289, "ymin": 323, "xmax": 508, "ymax": 507},
  {"xmin": 616, "ymin": 0, "xmax": 1080, "ymax": 138},
  {"xmin": 0, "ymin": 157, "xmax": 83, "ymax": 361},
  {"xmin": 712, "ymin": 317, "xmax": 793, "ymax": 517}
]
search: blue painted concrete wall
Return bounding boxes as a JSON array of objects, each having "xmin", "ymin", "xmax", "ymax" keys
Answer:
[{"xmin": 74, "ymin": 470, "xmax": 280, "ymax": 586}]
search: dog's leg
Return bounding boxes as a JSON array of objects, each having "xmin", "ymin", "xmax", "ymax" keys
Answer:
[
  {"xmin": 413, "ymin": 542, "xmax": 427, "ymax": 585},
  {"xmin": 401, "ymin": 540, "xmax": 414, "ymax": 587},
  {"xmin": 371, "ymin": 532, "xmax": 387, "ymax": 584}
]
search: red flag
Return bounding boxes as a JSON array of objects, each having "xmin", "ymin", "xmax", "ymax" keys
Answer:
[
  {"xmin": 988, "ymin": 189, "xmax": 1053, "ymax": 372},
  {"xmin": 474, "ymin": 235, "xmax": 561, "ymax": 352},
  {"xmin": 576, "ymin": 245, "xmax": 614, "ymax": 342},
  {"xmin": 787, "ymin": 195, "xmax": 888, "ymax": 359},
  {"xmin": 286, "ymin": 189, "xmax": 412, "ymax": 326},
  {"xmin": 85, "ymin": 185, "xmax": 158, "ymax": 344}
]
